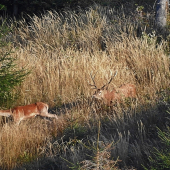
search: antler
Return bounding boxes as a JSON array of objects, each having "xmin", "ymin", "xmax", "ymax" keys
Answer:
[
  {"xmin": 88, "ymin": 72, "xmax": 98, "ymax": 89},
  {"xmin": 101, "ymin": 70, "xmax": 118, "ymax": 89}
]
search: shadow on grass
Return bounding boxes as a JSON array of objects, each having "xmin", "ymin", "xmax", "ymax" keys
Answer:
[{"xmin": 10, "ymin": 96, "xmax": 170, "ymax": 170}]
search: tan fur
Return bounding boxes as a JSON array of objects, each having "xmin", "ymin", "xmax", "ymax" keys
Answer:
[
  {"xmin": 93, "ymin": 84, "xmax": 136, "ymax": 106},
  {"xmin": 0, "ymin": 102, "xmax": 58, "ymax": 124}
]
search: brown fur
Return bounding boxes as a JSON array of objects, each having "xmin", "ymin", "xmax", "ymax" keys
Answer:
[
  {"xmin": 0, "ymin": 102, "xmax": 58, "ymax": 124},
  {"xmin": 93, "ymin": 84, "xmax": 136, "ymax": 106}
]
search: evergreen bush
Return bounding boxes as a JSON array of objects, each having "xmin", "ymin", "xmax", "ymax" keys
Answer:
[{"xmin": 0, "ymin": 21, "xmax": 29, "ymax": 107}]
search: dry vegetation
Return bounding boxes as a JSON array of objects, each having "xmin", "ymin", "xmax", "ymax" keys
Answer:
[{"xmin": 0, "ymin": 4, "xmax": 170, "ymax": 170}]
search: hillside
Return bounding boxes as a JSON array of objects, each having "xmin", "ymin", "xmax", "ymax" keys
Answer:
[{"xmin": 0, "ymin": 3, "xmax": 170, "ymax": 170}]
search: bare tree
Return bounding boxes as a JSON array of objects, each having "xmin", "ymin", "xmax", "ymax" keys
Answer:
[{"xmin": 156, "ymin": 0, "xmax": 169, "ymax": 28}]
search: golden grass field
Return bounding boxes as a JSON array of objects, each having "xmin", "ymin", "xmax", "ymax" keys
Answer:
[{"xmin": 0, "ymin": 4, "xmax": 170, "ymax": 170}]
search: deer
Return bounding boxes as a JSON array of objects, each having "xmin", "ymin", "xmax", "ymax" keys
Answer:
[
  {"xmin": 0, "ymin": 102, "xmax": 58, "ymax": 125},
  {"xmin": 89, "ymin": 71, "xmax": 136, "ymax": 106}
]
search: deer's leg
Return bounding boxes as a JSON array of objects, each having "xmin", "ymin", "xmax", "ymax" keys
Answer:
[
  {"xmin": 106, "ymin": 99, "xmax": 111, "ymax": 106},
  {"xmin": 12, "ymin": 110, "xmax": 19, "ymax": 124},
  {"xmin": 40, "ymin": 112, "xmax": 58, "ymax": 119},
  {"xmin": 12, "ymin": 115, "xmax": 22, "ymax": 125}
]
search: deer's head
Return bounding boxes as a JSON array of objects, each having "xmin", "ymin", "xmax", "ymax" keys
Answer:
[{"xmin": 89, "ymin": 71, "xmax": 118, "ymax": 100}]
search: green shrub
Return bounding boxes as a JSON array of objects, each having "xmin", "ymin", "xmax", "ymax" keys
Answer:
[
  {"xmin": 146, "ymin": 126, "xmax": 170, "ymax": 170},
  {"xmin": 0, "ymin": 21, "xmax": 29, "ymax": 107}
]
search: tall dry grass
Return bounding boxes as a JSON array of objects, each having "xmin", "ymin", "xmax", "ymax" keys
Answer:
[
  {"xmin": 0, "ymin": 120, "xmax": 52, "ymax": 169},
  {"xmin": 8, "ymin": 5, "xmax": 167, "ymax": 106},
  {"xmin": 0, "ymin": 4, "xmax": 170, "ymax": 170}
]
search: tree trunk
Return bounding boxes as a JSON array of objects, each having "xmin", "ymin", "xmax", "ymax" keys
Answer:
[{"xmin": 156, "ymin": 0, "xmax": 169, "ymax": 28}]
